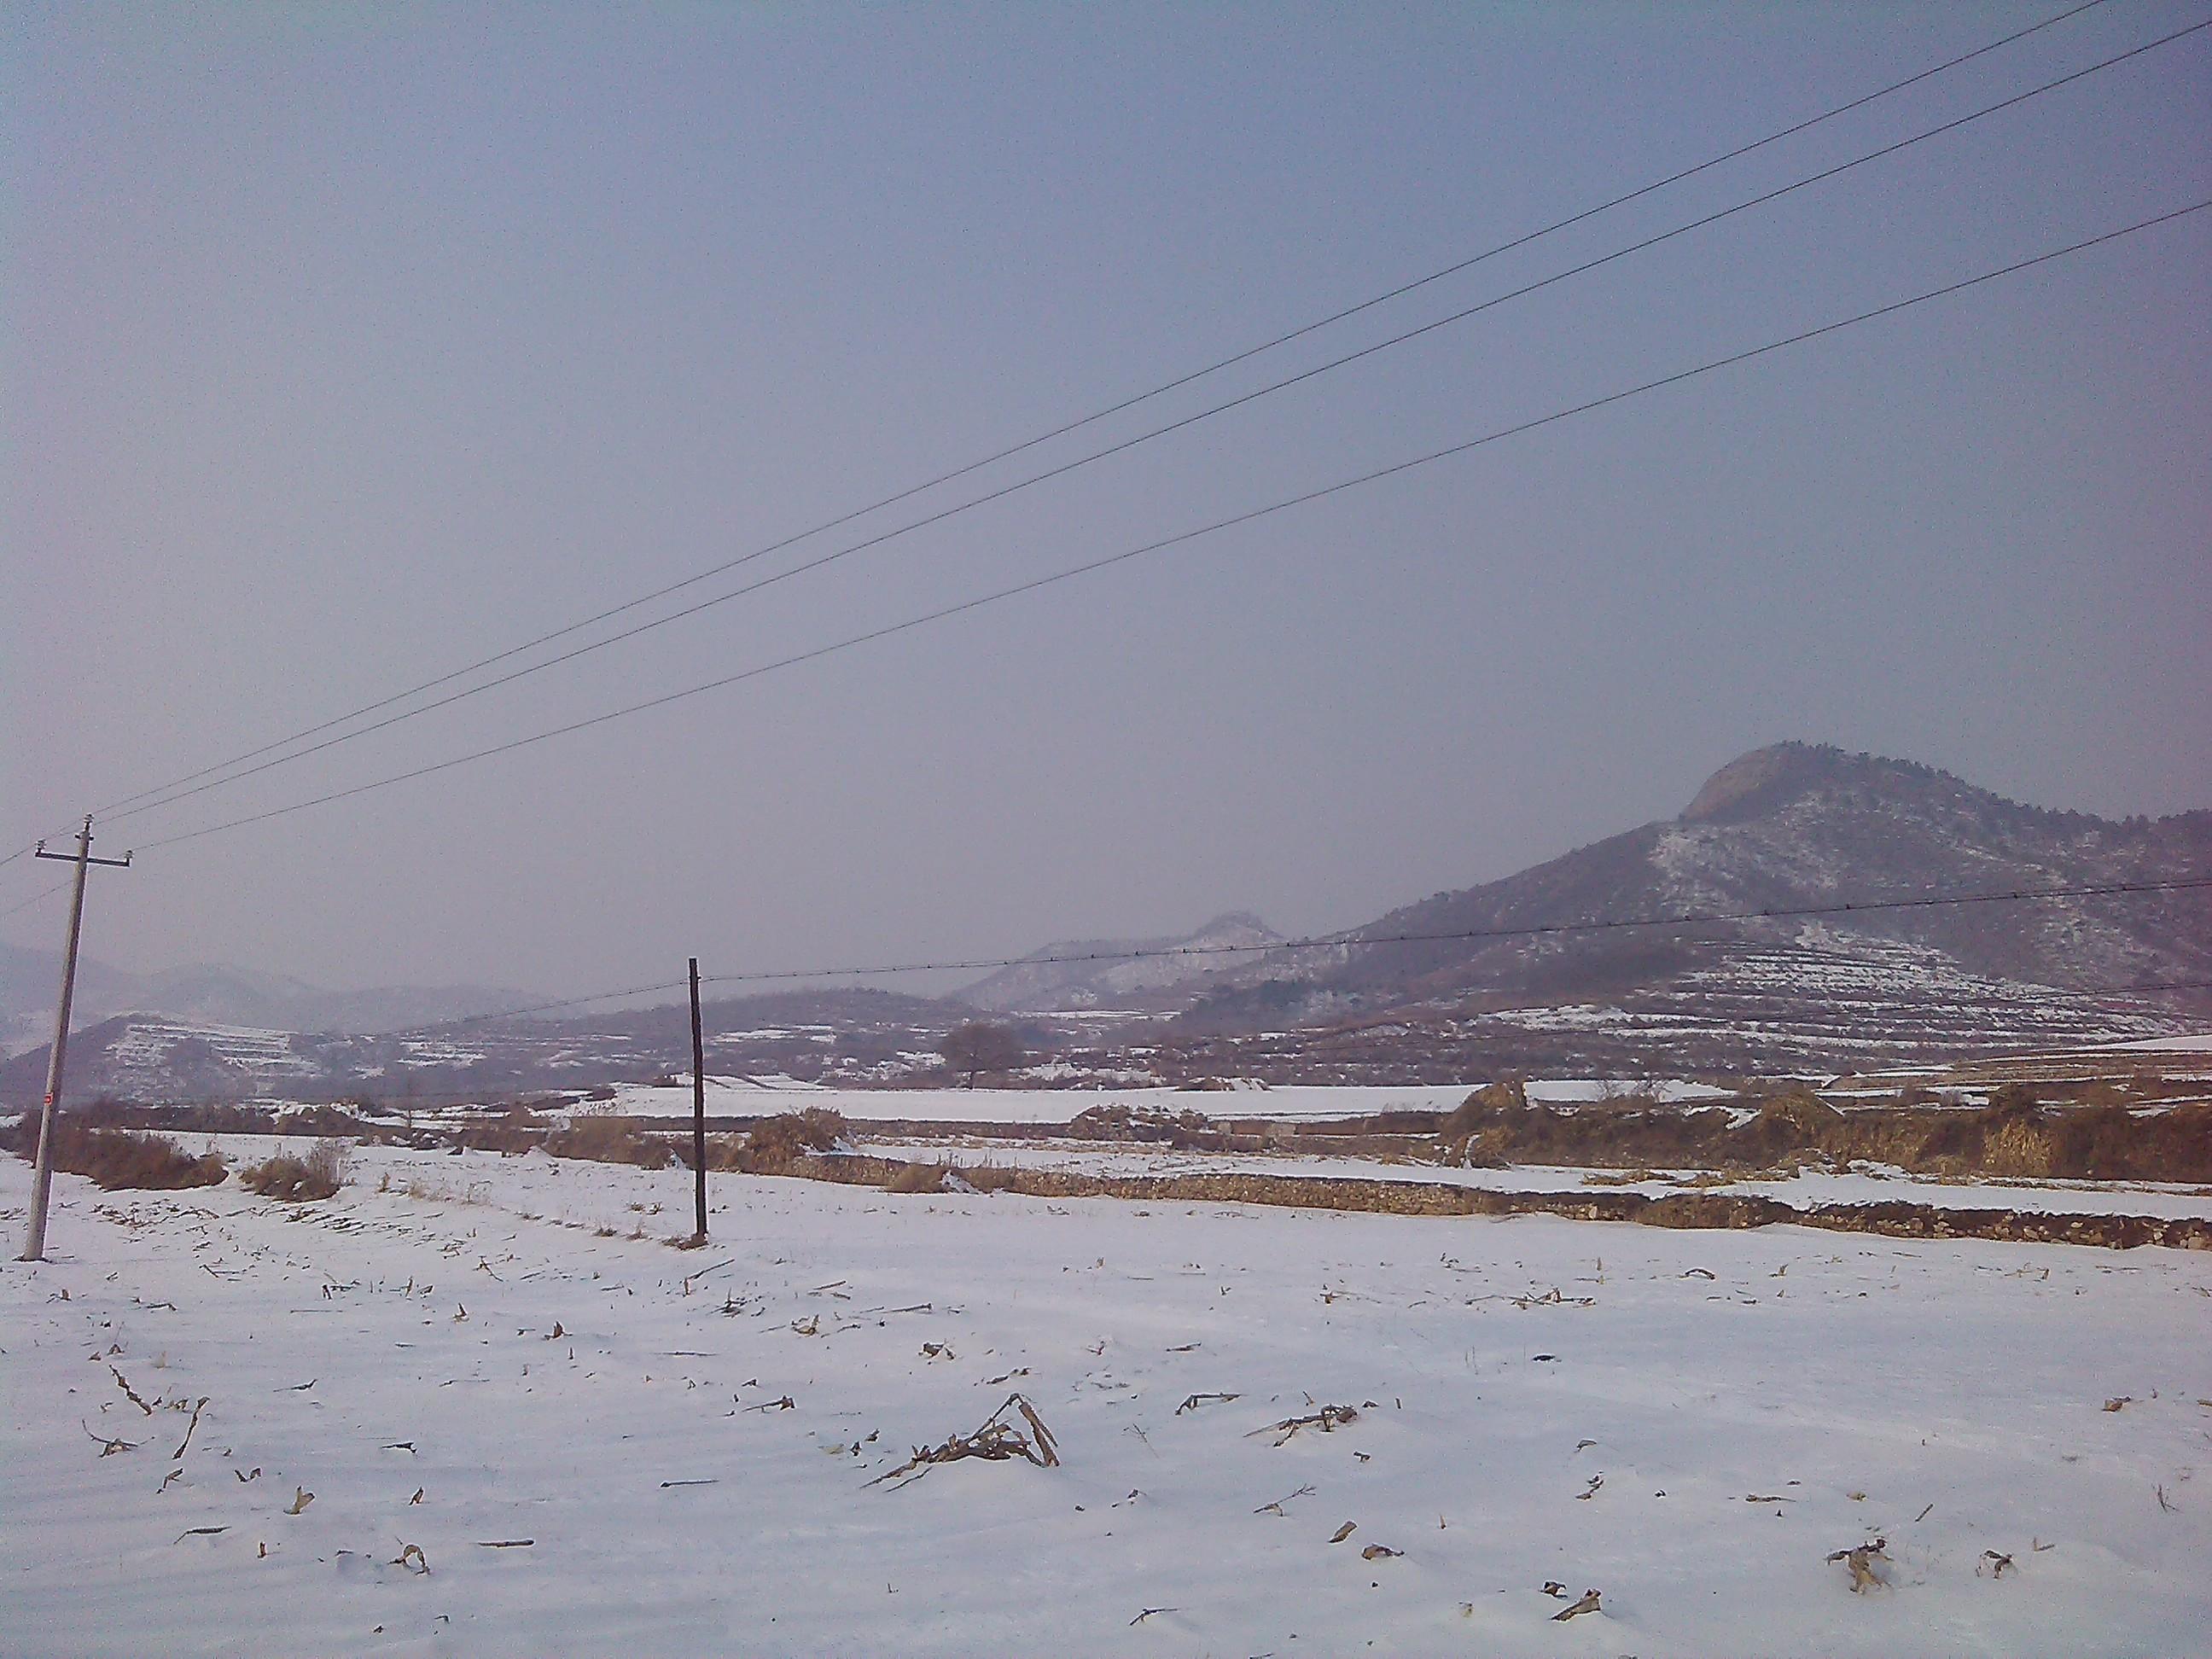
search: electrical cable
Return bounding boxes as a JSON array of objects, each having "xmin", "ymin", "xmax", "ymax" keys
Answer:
[
  {"xmin": 425, "ymin": 977, "xmax": 696, "ymax": 1025},
  {"xmin": 0, "ymin": 879, "xmax": 73, "ymax": 920},
  {"xmin": 153, "ymin": 977, "xmax": 2212, "ymax": 1119},
  {"xmin": 129, "ymin": 198, "xmax": 2212, "ymax": 855},
  {"xmin": 694, "ymin": 876, "xmax": 2212, "ymax": 989},
  {"xmin": 410, "ymin": 872, "xmax": 2212, "ymax": 1029},
  {"xmin": 99, "ymin": 14, "xmax": 2210, "ymax": 833},
  {"xmin": 76, "ymin": 0, "xmax": 2128, "ymax": 829},
  {"xmin": 17, "ymin": 882, "xmax": 2200, "ymax": 1106}
]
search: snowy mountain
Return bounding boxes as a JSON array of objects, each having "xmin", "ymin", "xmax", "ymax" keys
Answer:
[
  {"xmin": 7, "ymin": 743, "xmax": 2203, "ymax": 1099},
  {"xmin": 1157, "ymin": 742, "xmax": 2210, "ymax": 1072},
  {"xmin": 1328, "ymin": 742, "xmax": 2210, "ymax": 999}
]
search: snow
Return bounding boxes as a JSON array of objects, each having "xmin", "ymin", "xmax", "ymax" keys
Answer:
[
  {"xmin": 601, "ymin": 1080, "xmax": 1494, "ymax": 1125},
  {"xmin": 847, "ymin": 1140, "xmax": 2212, "ymax": 1222},
  {"xmin": 3, "ymin": 1148, "xmax": 2209, "ymax": 1657},
  {"xmin": 587, "ymin": 1078, "xmax": 1720, "ymax": 1125},
  {"xmin": 2093, "ymin": 1034, "xmax": 2212, "ymax": 1053},
  {"xmin": 1521, "ymin": 1078, "xmax": 1732, "ymax": 1104}
]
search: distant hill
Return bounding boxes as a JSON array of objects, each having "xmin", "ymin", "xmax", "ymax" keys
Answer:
[
  {"xmin": 1161, "ymin": 742, "xmax": 2210, "ymax": 1073},
  {"xmin": 0, "ymin": 985, "xmax": 987, "ymax": 1109},
  {"xmin": 6, "ymin": 743, "xmax": 2203, "ymax": 1098},
  {"xmin": 0, "ymin": 940, "xmax": 538, "ymax": 1054},
  {"xmin": 958, "ymin": 911, "xmax": 1285, "ymax": 1011},
  {"xmin": 1329, "ymin": 742, "xmax": 2210, "ymax": 997}
]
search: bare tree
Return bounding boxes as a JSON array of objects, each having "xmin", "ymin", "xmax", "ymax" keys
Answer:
[{"xmin": 940, "ymin": 1022, "xmax": 1025, "ymax": 1088}]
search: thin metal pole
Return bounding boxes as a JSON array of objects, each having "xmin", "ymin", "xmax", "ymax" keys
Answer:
[
  {"xmin": 21, "ymin": 818, "xmax": 96, "ymax": 1261},
  {"xmin": 689, "ymin": 957, "xmax": 707, "ymax": 1243}
]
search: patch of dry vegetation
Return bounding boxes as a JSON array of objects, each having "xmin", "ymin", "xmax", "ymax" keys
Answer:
[
  {"xmin": 535, "ymin": 1106, "xmax": 852, "ymax": 1175},
  {"xmin": 239, "ymin": 1139, "xmax": 349, "ymax": 1202},
  {"xmin": 544, "ymin": 1116, "xmax": 673, "ymax": 1168},
  {"xmin": 1438, "ymin": 1082, "xmax": 2212, "ymax": 1183},
  {"xmin": 3, "ymin": 1121, "xmax": 227, "ymax": 1190},
  {"xmin": 880, "ymin": 1161, "xmax": 952, "ymax": 1195},
  {"xmin": 732, "ymin": 1108, "xmax": 850, "ymax": 1175},
  {"xmin": 878, "ymin": 1161, "xmax": 1022, "ymax": 1196},
  {"xmin": 20, "ymin": 1097, "xmax": 386, "ymax": 1140},
  {"xmin": 865, "ymin": 1393, "xmax": 1060, "ymax": 1490},
  {"xmin": 775, "ymin": 1147, "xmax": 2211, "ymax": 1249},
  {"xmin": 272, "ymin": 1103, "xmax": 380, "ymax": 1138},
  {"xmin": 1068, "ymin": 1100, "xmax": 1218, "ymax": 1147},
  {"xmin": 453, "ymin": 1103, "xmax": 550, "ymax": 1155}
]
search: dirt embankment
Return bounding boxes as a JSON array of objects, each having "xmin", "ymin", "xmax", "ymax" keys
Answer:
[{"xmin": 780, "ymin": 1150, "xmax": 2212, "ymax": 1252}]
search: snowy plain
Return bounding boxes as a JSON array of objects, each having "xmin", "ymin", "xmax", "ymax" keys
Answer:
[
  {"xmin": 3, "ymin": 1145, "xmax": 2209, "ymax": 1658},
  {"xmin": 596, "ymin": 1079, "xmax": 1729, "ymax": 1125}
]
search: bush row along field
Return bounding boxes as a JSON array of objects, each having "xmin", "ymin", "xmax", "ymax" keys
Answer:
[
  {"xmin": 14, "ymin": 1077, "xmax": 2212, "ymax": 1185},
  {"xmin": 10, "ymin": 1097, "xmax": 2212, "ymax": 1254}
]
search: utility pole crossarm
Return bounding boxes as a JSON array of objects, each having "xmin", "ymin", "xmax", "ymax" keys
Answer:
[{"xmin": 35, "ymin": 841, "xmax": 132, "ymax": 869}]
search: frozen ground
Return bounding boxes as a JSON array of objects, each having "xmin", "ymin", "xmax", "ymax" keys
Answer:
[
  {"xmin": 594, "ymin": 1079, "xmax": 1727, "ymax": 1125},
  {"xmin": 3, "ymin": 1148, "xmax": 2208, "ymax": 1658}
]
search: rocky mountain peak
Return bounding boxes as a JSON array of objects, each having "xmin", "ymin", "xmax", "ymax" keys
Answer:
[
  {"xmin": 1677, "ymin": 742, "xmax": 1988, "ymax": 827},
  {"xmin": 1681, "ymin": 742, "xmax": 1856, "ymax": 824}
]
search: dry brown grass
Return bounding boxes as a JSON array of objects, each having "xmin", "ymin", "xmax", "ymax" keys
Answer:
[
  {"xmin": 878, "ymin": 1160, "xmax": 1023, "ymax": 1196},
  {"xmin": 272, "ymin": 1104, "xmax": 377, "ymax": 1138},
  {"xmin": 865, "ymin": 1393, "xmax": 1060, "ymax": 1489},
  {"xmin": 783, "ymin": 1147, "xmax": 2212, "ymax": 1249},
  {"xmin": 9, "ymin": 1123, "xmax": 227, "ymax": 1190},
  {"xmin": 451, "ymin": 1103, "xmax": 552, "ymax": 1155},
  {"xmin": 544, "ymin": 1116, "xmax": 673, "ymax": 1168},
  {"xmin": 737, "ymin": 1108, "xmax": 851, "ymax": 1175},
  {"xmin": 1068, "ymin": 1100, "xmax": 1216, "ymax": 1146},
  {"xmin": 240, "ymin": 1139, "xmax": 349, "ymax": 1202},
  {"xmin": 881, "ymin": 1161, "xmax": 952, "ymax": 1195},
  {"xmin": 1980, "ymin": 1111, "xmax": 2055, "ymax": 1179},
  {"xmin": 1436, "ymin": 1083, "xmax": 2212, "ymax": 1184}
]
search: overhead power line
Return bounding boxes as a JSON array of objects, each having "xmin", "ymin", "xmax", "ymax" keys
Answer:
[
  {"xmin": 438, "ymin": 977, "xmax": 697, "ymax": 1025},
  {"xmin": 418, "ymin": 873, "xmax": 2212, "ymax": 1030},
  {"xmin": 1, "ymin": 879, "xmax": 75, "ymax": 920},
  {"xmin": 131, "ymin": 198, "xmax": 2212, "ymax": 856},
  {"xmin": 78, "ymin": 0, "xmax": 2128, "ymax": 830},
  {"xmin": 14, "ymin": 879, "xmax": 2197, "ymax": 1094},
  {"xmin": 697, "ymin": 876, "xmax": 2212, "ymax": 989},
  {"xmin": 102, "ymin": 15, "xmax": 2210, "ymax": 832}
]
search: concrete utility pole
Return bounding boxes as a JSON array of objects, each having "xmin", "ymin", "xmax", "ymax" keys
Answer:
[
  {"xmin": 20, "ymin": 817, "xmax": 133, "ymax": 1262},
  {"xmin": 689, "ymin": 957, "xmax": 708, "ymax": 1243}
]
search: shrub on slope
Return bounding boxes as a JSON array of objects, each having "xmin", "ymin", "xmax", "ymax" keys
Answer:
[
  {"xmin": 4, "ymin": 1121, "xmax": 226, "ymax": 1190},
  {"xmin": 240, "ymin": 1138, "xmax": 349, "ymax": 1201}
]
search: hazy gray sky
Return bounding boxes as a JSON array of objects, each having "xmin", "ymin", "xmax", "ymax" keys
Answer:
[{"xmin": 4, "ymin": 2, "xmax": 2208, "ymax": 1000}]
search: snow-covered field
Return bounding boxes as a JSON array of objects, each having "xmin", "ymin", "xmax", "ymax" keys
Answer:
[
  {"xmin": 593, "ymin": 1078, "xmax": 1728, "ymax": 1125},
  {"xmin": 4, "ymin": 1146, "xmax": 2209, "ymax": 1658},
  {"xmin": 850, "ymin": 1138, "xmax": 2212, "ymax": 1223}
]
